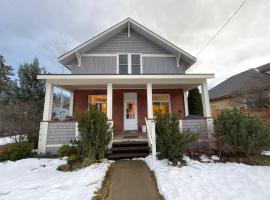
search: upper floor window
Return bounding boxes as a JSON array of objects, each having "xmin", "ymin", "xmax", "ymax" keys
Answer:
[
  {"xmin": 131, "ymin": 54, "xmax": 141, "ymax": 74},
  {"xmin": 118, "ymin": 54, "xmax": 141, "ymax": 74},
  {"xmin": 119, "ymin": 54, "xmax": 128, "ymax": 74}
]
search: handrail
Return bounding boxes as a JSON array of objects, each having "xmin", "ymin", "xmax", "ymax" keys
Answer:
[{"xmin": 145, "ymin": 117, "xmax": 153, "ymax": 145}]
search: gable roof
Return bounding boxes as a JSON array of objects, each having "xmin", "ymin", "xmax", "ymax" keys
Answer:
[
  {"xmin": 209, "ymin": 64, "xmax": 270, "ymax": 100},
  {"xmin": 58, "ymin": 18, "xmax": 196, "ymax": 68}
]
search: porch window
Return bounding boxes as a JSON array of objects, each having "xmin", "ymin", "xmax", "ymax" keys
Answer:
[
  {"xmin": 152, "ymin": 94, "xmax": 171, "ymax": 117},
  {"xmin": 88, "ymin": 95, "xmax": 107, "ymax": 113},
  {"xmin": 119, "ymin": 54, "xmax": 128, "ymax": 74}
]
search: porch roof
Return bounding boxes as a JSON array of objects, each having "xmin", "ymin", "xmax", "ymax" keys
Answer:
[{"xmin": 37, "ymin": 74, "xmax": 214, "ymax": 91}]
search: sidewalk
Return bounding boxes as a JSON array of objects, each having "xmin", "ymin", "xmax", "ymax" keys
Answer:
[{"xmin": 106, "ymin": 160, "xmax": 163, "ymax": 200}]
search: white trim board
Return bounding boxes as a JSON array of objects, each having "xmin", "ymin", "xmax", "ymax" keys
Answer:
[{"xmin": 82, "ymin": 54, "xmax": 117, "ymax": 57}]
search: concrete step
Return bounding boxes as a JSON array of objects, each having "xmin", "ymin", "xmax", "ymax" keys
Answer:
[{"xmin": 107, "ymin": 152, "xmax": 149, "ymax": 160}]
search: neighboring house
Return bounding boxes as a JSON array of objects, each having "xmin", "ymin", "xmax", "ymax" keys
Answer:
[
  {"xmin": 209, "ymin": 63, "xmax": 270, "ymax": 125},
  {"xmin": 37, "ymin": 18, "xmax": 215, "ymax": 157}
]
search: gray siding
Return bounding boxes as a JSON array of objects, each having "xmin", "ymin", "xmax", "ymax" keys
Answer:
[
  {"xmin": 68, "ymin": 30, "xmax": 186, "ymax": 74},
  {"xmin": 182, "ymin": 118, "xmax": 210, "ymax": 151},
  {"xmin": 46, "ymin": 122, "xmax": 76, "ymax": 152},
  {"xmin": 143, "ymin": 57, "xmax": 185, "ymax": 74},
  {"xmin": 71, "ymin": 56, "xmax": 117, "ymax": 74},
  {"xmin": 88, "ymin": 30, "xmax": 171, "ymax": 54}
]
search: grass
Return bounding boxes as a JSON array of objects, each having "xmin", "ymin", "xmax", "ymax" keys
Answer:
[{"xmin": 92, "ymin": 163, "xmax": 114, "ymax": 200}]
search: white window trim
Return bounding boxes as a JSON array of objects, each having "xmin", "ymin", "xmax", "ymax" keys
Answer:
[
  {"xmin": 152, "ymin": 94, "xmax": 171, "ymax": 114},
  {"xmin": 88, "ymin": 95, "xmax": 107, "ymax": 111},
  {"xmin": 117, "ymin": 53, "xmax": 142, "ymax": 74}
]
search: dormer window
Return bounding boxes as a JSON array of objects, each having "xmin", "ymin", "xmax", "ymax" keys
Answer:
[{"xmin": 118, "ymin": 54, "xmax": 141, "ymax": 74}]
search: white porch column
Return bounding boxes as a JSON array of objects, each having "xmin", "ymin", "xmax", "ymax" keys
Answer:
[
  {"xmin": 183, "ymin": 90, "xmax": 189, "ymax": 117},
  {"xmin": 147, "ymin": 83, "xmax": 153, "ymax": 119},
  {"xmin": 69, "ymin": 91, "xmax": 74, "ymax": 116},
  {"xmin": 201, "ymin": 80, "xmax": 211, "ymax": 117},
  {"xmin": 42, "ymin": 81, "xmax": 54, "ymax": 121},
  {"xmin": 107, "ymin": 83, "xmax": 113, "ymax": 120}
]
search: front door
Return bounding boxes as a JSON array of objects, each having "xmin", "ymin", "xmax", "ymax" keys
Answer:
[{"xmin": 124, "ymin": 93, "xmax": 138, "ymax": 131}]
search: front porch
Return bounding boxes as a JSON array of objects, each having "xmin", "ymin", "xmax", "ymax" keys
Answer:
[{"xmin": 37, "ymin": 74, "xmax": 214, "ymax": 157}]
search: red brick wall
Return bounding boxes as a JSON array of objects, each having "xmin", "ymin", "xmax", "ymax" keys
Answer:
[{"xmin": 73, "ymin": 88, "xmax": 184, "ymax": 133}]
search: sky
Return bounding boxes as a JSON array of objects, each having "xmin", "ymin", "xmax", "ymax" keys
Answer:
[{"xmin": 1, "ymin": 0, "xmax": 270, "ymax": 88}]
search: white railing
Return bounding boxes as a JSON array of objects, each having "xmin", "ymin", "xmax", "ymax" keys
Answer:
[
  {"xmin": 145, "ymin": 118, "xmax": 156, "ymax": 159},
  {"xmin": 107, "ymin": 120, "xmax": 114, "ymax": 149}
]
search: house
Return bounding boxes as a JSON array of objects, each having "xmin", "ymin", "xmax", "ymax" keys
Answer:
[
  {"xmin": 37, "ymin": 18, "xmax": 215, "ymax": 157},
  {"xmin": 209, "ymin": 63, "xmax": 270, "ymax": 125}
]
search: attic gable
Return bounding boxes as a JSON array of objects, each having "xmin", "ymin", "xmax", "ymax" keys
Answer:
[
  {"xmin": 87, "ymin": 28, "xmax": 171, "ymax": 54},
  {"xmin": 58, "ymin": 18, "xmax": 196, "ymax": 68}
]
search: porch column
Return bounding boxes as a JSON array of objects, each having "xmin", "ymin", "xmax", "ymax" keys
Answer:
[
  {"xmin": 201, "ymin": 80, "xmax": 211, "ymax": 117},
  {"xmin": 42, "ymin": 81, "xmax": 54, "ymax": 121},
  {"xmin": 69, "ymin": 91, "xmax": 74, "ymax": 116},
  {"xmin": 183, "ymin": 90, "xmax": 189, "ymax": 117},
  {"xmin": 107, "ymin": 83, "xmax": 113, "ymax": 120},
  {"xmin": 147, "ymin": 83, "xmax": 153, "ymax": 119}
]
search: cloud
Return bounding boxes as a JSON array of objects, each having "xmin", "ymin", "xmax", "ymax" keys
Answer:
[{"xmin": 1, "ymin": 0, "xmax": 270, "ymax": 88}]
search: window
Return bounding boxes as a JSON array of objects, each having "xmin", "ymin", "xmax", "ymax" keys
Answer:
[
  {"xmin": 131, "ymin": 54, "xmax": 141, "ymax": 74},
  {"xmin": 119, "ymin": 54, "xmax": 128, "ymax": 74},
  {"xmin": 152, "ymin": 94, "xmax": 170, "ymax": 117},
  {"xmin": 118, "ymin": 54, "xmax": 141, "ymax": 74},
  {"xmin": 88, "ymin": 95, "xmax": 107, "ymax": 113}
]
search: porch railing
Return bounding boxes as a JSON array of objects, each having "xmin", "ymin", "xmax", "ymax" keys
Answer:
[{"xmin": 145, "ymin": 118, "xmax": 156, "ymax": 159}]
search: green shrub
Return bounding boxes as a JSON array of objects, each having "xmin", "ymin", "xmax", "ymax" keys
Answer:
[
  {"xmin": 155, "ymin": 112, "xmax": 198, "ymax": 164},
  {"xmin": 75, "ymin": 107, "xmax": 112, "ymax": 166},
  {"xmin": 58, "ymin": 144, "xmax": 78, "ymax": 157},
  {"xmin": 57, "ymin": 142, "xmax": 82, "ymax": 171},
  {"xmin": 0, "ymin": 142, "xmax": 33, "ymax": 161},
  {"xmin": 214, "ymin": 108, "xmax": 270, "ymax": 156}
]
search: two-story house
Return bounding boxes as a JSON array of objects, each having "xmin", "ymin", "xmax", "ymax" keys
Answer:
[{"xmin": 37, "ymin": 18, "xmax": 214, "ymax": 158}]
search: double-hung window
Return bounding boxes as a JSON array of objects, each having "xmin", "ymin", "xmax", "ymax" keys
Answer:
[
  {"xmin": 119, "ymin": 54, "xmax": 128, "ymax": 74},
  {"xmin": 118, "ymin": 54, "xmax": 141, "ymax": 74},
  {"xmin": 152, "ymin": 94, "xmax": 171, "ymax": 117},
  {"xmin": 131, "ymin": 54, "xmax": 141, "ymax": 74}
]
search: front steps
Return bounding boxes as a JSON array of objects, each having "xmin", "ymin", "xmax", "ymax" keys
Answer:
[{"xmin": 108, "ymin": 141, "xmax": 150, "ymax": 159}]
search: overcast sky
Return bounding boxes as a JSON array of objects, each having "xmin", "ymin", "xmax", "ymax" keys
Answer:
[{"xmin": 1, "ymin": 0, "xmax": 270, "ymax": 88}]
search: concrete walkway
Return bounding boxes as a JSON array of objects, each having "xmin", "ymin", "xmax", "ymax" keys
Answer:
[{"xmin": 106, "ymin": 160, "xmax": 163, "ymax": 200}]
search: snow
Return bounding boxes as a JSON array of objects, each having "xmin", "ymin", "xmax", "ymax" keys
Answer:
[
  {"xmin": 0, "ymin": 136, "xmax": 26, "ymax": 146},
  {"xmin": 261, "ymin": 151, "xmax": 270, "ymax": 156},
  {"xmin": 0, "ymin": 158, "xmax": 110, "ymax": 200},
  {"xmin": 142, "ymin": 156, "xmax": 270, "ymax": 200},
  {"xmin": 0, "ymin": 136, "xmax": 14, "ymax": 146}
]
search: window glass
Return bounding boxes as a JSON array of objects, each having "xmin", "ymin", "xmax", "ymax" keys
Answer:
[
  {"xmin": 119, "ymin": 54, "xmax": 128, "ymax": 74},
  {"xmin": 131, "ymin": 54, "xmax": 141, "ymax": 74},
  {"xmin": 88, "ymin": 95, "xmax": 107, "ymax": 113},
  {"xmin": 132, "ymin": 54, "xmax": 140, "ymax": 65},
  {"xmin": 152, "ymin": 94, "xmax": 170, "ymax": 117},
  {"xmin": 119, "ymin": 54, "xmax": 128, "ymax": 64}
]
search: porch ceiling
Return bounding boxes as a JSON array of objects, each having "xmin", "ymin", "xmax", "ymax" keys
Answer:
[{"xmin": 37, "ymin": 74, "xmax": 214, "ymax": 91}]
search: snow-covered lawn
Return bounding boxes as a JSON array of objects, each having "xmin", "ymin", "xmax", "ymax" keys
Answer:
[
  {"xmin": 0, "ymin": 158, "xmax": 110, "ymax": 200},
  {"xmin": 0, "ymin": 136, "xmax": 14, "ymax": 146},
  {"xmin": 142, "ymin": 156, "xmax": 270, "ymax": 200}
]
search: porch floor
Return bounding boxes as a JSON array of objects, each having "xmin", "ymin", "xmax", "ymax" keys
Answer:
[{"xmin": 113, "ymin": 131, "xmax": 148, "ymax": 142}]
